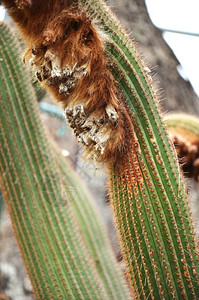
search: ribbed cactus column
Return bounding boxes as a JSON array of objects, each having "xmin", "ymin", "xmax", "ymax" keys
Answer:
[
  {"xmin": 77, "ymin": 0, "xmax": 199, "ymax": 298},
  {"xmin": 0, "ymin": 22, "xmax": 105, "ymax": 299},
  {"xmin": 52, "ymin": 143, "xmax": 130, "ymax": 299},
  {"xmin": 0, "ymin": 22, "xmax": 131, "ymax": 299}
]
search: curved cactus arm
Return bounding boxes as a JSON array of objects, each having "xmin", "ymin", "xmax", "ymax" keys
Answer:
[{"xmin": 0, "ymin": 22, "xmax": 111, "ymax": 299}]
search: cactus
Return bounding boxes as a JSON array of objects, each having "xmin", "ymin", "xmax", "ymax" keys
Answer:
[
  {"xmin": 70, "ymin": 1, "xmax": 199, "ymax": 298},
  {"xmin": 52, "ymin": 143, "xmax": 131, "ymax": 299},
  {"xmin": 165, "ymin": 113, "xmax": 199, "ymax": 182},
  {"xmin": 83, "ymin": 2, "xmax": 199, "ymax": 298},
  {"xmin": 1, "ymin": 0, "xmax": 199, "ymax": 299},
  {"xmin": 165, "ymin": 113, "xmax": 199, "ymax": 142},
  {"xmin": 0, "ymin": 22, "xmax": 131, "ymax": 299},
  {"xmin": 84, "ymin": 2, "xmax": 199, "ymax": 298}
]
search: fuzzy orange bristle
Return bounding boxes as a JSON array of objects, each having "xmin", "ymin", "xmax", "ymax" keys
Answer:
[{"xmin": 2, "ymin": 0, "xmax": 130, "ymax": 163}]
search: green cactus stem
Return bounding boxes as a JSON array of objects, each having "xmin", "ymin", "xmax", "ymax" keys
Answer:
[
  {"xmin": 0, "ymin": 22, "xmax": 130, "ymax": 299},
  {"xmin": 52, "ymin": 142, "xmax": 130, "ymax": 299},
  {"xmin": 75, "ymin": 1, "xmax": 199, "ymax": 298}
]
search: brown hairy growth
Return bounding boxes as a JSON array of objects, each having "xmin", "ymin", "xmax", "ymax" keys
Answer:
[
  {"xmin": 2, "ymin": 0, "xmax": 128, "ymax": 163},
  {"xmin": 171, "ymin": 133, "xmax": 199, "ymax": 182}
]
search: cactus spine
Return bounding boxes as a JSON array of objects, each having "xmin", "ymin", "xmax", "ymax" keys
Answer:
[{"xmin": 0, "ymin": 22, "xmax": 130, "ymax": 299}]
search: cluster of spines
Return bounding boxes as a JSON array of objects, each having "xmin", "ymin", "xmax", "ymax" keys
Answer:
[
  {"xmin": 80, "ymin": 0, "xmax": 199, "ymax": 298},
  {"xmin": 1, "ymin": 0, "xmax": 130, "ymax": 163},
  {"xmin": 0, "ymin": 22, "xmax": 131, "ymax": 299}
]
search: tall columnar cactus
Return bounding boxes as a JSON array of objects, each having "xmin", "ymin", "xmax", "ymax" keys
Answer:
[
  {"xmin": 0, "ymin": 22, "xmax": 130, "ymax": 299},
  {"xmin": 77, "ymin": 2, "xmax": 199, "ymax": 298},
  {"xmin": 90, "ymin": 3, "xmax": 199, "ymax": 298},
  {"xmin": 1, "ymin": 0, "xmax": 199, "ymax": 299}
]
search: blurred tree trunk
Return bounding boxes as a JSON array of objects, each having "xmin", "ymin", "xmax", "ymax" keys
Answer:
[{"xmin": 110, "ymin": 0, "xmax": 199, "ymax": 114}]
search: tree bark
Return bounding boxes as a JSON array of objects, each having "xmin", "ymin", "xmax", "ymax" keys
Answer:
[{"xmin": 110, "ymin": 0, "xmax": 199, "ymax": 114}]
